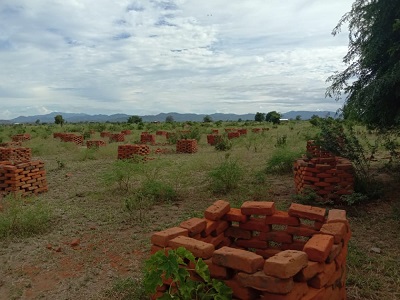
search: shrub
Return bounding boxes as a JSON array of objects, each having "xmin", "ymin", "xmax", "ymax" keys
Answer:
[
  {"xmin": 214, "ymin": 136, "xmax": 232, "ymax": 151},
  {"xmin": 208, "ymin": 158, "xmax": 242, "ymax": 193},
  {"xmin": 101, "ymin": 159, "xmax": 145, "ymax": 191},
  {"xmin": 266, "ymin": 148, "xmax": 302, "ymax": 175},
  {"xmin": 139, "ymin": 179, "xmax": 178, "ymax": 203}
]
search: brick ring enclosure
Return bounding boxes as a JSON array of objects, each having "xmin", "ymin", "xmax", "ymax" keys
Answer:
[{"xmin": 151, "ymin": 200, "xmax": 350, "ymax": 300}]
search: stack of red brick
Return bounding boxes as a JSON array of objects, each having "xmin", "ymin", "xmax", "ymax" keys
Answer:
[
  {"xmin": 100, "ymin": 131, "xmax": 111, "ymax": 138},
  {"xmin": 0, "ymin": 142, "xmax": 22, "ymax": 147},
  {"xmin": 306, "ymin": 141, "xmax": 334, "ymax": 159},
  {"xmin": 156, "ymin": 131, "xmax": 168, "ymax": 136},
  {"xmin": 0, "ymin": 160, "xmax": 48, "ymax": 196},
  {"xmin": 207, "ymin": 134, "xmax": 222, "ymax": 145},
  {"xmin": 0, "ymin": 147, "xmax": 32, "ymax": 162},
  {"xmin": 141, "ymin": 133, "xmax": 156, "ymax": 144},
  {"xmin": 109, "ymin": 133, "xmax": 125, "ymax": 143},
  {"xmin": 228, "ymin": 131, "xmax": 241, "ymax": 139},
  {"xmin": 176, "ymin": 139, "xmax": 198, "ymax": 153},
  {"xmin": 238, "ymin": 129, "xmax": 248, "ymax": 135},
  {"xmin": 252, "ymin": 128, "xmax": 262, "ymax": 133},
  {"xmin": 86, "ymin": 140, "xmax": 107, "ymax": 148},
  {"xmin": 12, "ymin": 133, "xmax": 31, "ymax": 142},
  {"xmin": 121, "ymin": 130, "xmax": 132, "ymax": 135},
  {"xmin": 212, "ymin": 129, "xmax": 219, "ymax": 134},
  {"xmin": 150, "ymin": 200, "xmax": 350, "ymax": 300},
  {"xmin": 117, "ymin": 144, "xmax": 150, "ymax": 159},
  {"xmin": 55, "ymin": 133, "xmax": 84, "ymax": 145}
]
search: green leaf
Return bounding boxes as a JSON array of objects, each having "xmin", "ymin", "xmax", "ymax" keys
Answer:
[
  {"xmin": 143, "ymin": 269, "xmax": 163, "ymax": 294},
  {"xmin": 176, "ymin": 246, "xmax": 195, "ymax": 262},
  {"xmin": 195, "ymin": 259, "xmax": 211, "ymax": 282}
]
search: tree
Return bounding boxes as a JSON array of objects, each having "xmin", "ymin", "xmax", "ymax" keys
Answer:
[
  {"xmin": 203, "ymin": 115, "xmax": 213, "ymax": 123},
  {"xmin": 254, "ymin": 112, "xmax": 265, "ymax": 122},
  {"xmin": 54, "ymin": 114, "xmax": 64, "ymax": 127},
  {"xmin": 295, "ymin": 115, "xmax": 302, "ymax": 121},
  {"xmin": 326, "ymin": 0, "xmax": 400, "ymax": 128},
  {"xmin": 127, "ymin": 115, "xmax": 142, "ymax": 124},
  {"xmin": 165, "ymin": 115, "xmax": 174, "ymax": 123},
  {"xmin": 265, "ymin": 111, "xmax": 281, "ymax": 124}
]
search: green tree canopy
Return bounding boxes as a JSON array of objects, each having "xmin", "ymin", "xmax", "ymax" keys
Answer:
[
  {"xmin": 54, "ymin": 114, "xmax": 64, "ymax": 126},
  {"xmin": 265, "ymin": 111, "xmax": 281, "ymax": 124},
  {"xmin": 127, "ymin": 115, "xmax": 142, "ymax": 124},
  {"xmin": 326, "ymin": 0, "xmax": 400, "ymax": 128},
  {"xmin": 254, "ymin": 112, "xmax": 265, "ymax": 122},
  {"xmin": 165, "ymin": 115, "xmax": 174, "ymax": 123},
  {"xmin": 203, "ymin": 115, "xmax": 213, "ymax": 123}
]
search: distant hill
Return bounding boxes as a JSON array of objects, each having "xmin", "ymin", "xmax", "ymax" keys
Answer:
[{"xmin": 1, "ymin": 110, "xmax": 337, "ymax": 124}]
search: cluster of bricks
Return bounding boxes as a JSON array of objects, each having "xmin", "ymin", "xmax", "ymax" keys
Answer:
[
  {"xmin": 86, "ymin": 140, "xmax": 107, "ymax": 149},
  {"xmin": 100, "ymin": 131, "xmax": 111, "ymax": 138},
  {"xmin": 0, "ymin": 147, "xmax": 32, "ymax": 163},
  {"xmin": 207, "ymin": 134, "xmax": 222, "ymax": 145},
  {"xmin": 176, "ymin": 139, "xmax": 198, "ymax": 153},
  {"xmin": 141, "ymin": 132, "xmax": 156, "ymax": 145},
  {"xmin": 117, "ymin": 144, "xmax": 150, "ymax": 159},
  {"xmin": 306, "ymin": 141, "xmax": 334, "ymax": 159},
  {"xmin": 0, "ymin": 160, "xmax": 48, "ymax": 196},
  {"xmin": 121, "ymin": 130, "xmax": 131, "ymax": 135},
  {"xmin": 53, "ymin": 133, "xmax": 84, "ymax": 146},
  {"xmin": 12, "ymin": 133, "xmax": 31, "ymax": 142},
  {"xmin": 0, "ymin": 142, "xmax": 22, "ymax": 147},
  {"xmin": 156, "ymin": 130, "xmax": 168, "ymax": 136},
  {"xmin": 109, "ymin": 133, "xmax": 125, "ymax": 143},
  {"xmin": 150, "ymin": 200, "xmax": 350, "ymax": 300}
]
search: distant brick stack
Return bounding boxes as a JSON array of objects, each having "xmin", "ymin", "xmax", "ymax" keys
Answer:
[
  {"xmin": 252, "ymin": 128, "xmax": 262, "ymax": 133},
  {"xmin": 150, "ymin": 200, "xmax": 350, "ymax": 300},
  {"xmin": 86, "ymin": 140, "xmax": 107, "ymax": 148},
  {"xmin": 306, "ymin": 140, "xmax": 335, "ymax": 159},
  {"xmin": 0, "ymin": 160, "xmax": 48, "ymax": 196},
  {"xmin": 238, "ymin": 129, "xmax": 247, "ymax": 135},
  {"xmin": 228, "ymin": 131, "xmax": 241, "ymax": 139},
  {"xmin": 0, "ymin": 142, "xmax": 22, "ymax": 147},
  {"xmin": 100, "ymin": 131, "xmax": 111, "ymax": 138},
  {"xmin": 117, "ymin": 144, "xmax": 150, "ymax": 159},
  {"xmin": 176, "ymin": 139, "xmax": 197, "ymax": 153},
  {"xmin": 109, "ymin": 133, "xmax": 125, "ymax": 143},
  {"xmin": 0, "ymin": 147, "xmax": 32, "ymax": 163},
  {"xmin": 121, "ymin": 130, "xmax": 131, "ymax": 135},
  {"xmin": 12, "ymin": 133, "xmax": 31, "ymax": 142},
  {"xmin": 140, "ymin": 133, "xmax": 156, "ymax": 144},
  {"xmin": 56, "ymin": 133, "xmax": 84, "ymax": 145},
  {"xmin": 207, "ymin": 134, "xmax": 222, "ymax": 145},
  {"xmin": 156, "ymin": 130, "xmax": 168, "ymax": 136},
  {"xmin": 212, "ymin": 129, "xmax": 219, "ymax": 134}
]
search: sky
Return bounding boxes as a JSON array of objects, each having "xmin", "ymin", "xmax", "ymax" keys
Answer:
[{"xmin": 0, "ymin": 0, "xmax": 354, "ymax": 120}]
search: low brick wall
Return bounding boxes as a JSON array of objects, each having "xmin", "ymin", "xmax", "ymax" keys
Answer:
[
  {"xmin": 150, "ymin": 201, "xmax": 350, "ymax": 300},
  {"xmin": 100, "ymin": 131, "xmax": 111, "ymax": 138},
  {"xmin": 117, "ymin": 144, "xmax": 150, "ymax": 159},
  {"xmin": 207, "ymin": 134, "xmax": 222, "ymax": 145},
  {"xmin": 0, "ymin": 147, "xmax": 32, "ymax": 163},
  {"xmin": 0, "ymin": 160, "xmax": 48, "ymax": 196},
  {"xmin": 238, "ymin": 129, "xmax": 247, "ymax": 135},
  {"xmin": 12, "ymin": 133, "xmax": 31, "ymax": 142},
  {"xmin": 228, "ymin": 131, "xmax": 241, "ymax": 139},
  {"xmin": 86, "ymin": 140, "xmax": 107, "ymax": 148},
  {"xmin": 109, "ymin": 133, "xmax": 125, "ymax": 143},
  {"xmin": 176, "ymin": 139, "xmax": 197, "ymax": 153},
  {"xmin": 141, "ymin": 133, "xmax": 156, "ymax": 144},
  {"xmin": 54, "ymin": 133, "xmax": 84, "ymax": 145}
]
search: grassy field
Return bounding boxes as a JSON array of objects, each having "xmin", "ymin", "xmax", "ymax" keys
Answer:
[{"xmin": 0, "ymin": 120, "xmax": 399, "ymax": 300}]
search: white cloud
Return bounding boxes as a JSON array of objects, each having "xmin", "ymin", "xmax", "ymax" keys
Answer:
[{"xmin": 0, "ymin": 0, "xmax": 353, "ymax": 119}]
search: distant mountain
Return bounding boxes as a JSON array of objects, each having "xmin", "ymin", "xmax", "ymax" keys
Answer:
[{"xmin": 2, "ymin": 110, "xmax": 337, "ymax": 124}]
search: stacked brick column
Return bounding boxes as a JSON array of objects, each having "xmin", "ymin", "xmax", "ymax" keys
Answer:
[
  {"xmin": 176, "ymin": 139, "xmax": 197, "ymax": 153},
  {"xmin": 228, "ymin": 131, "xmax": 241, "ymax": 139},
  {"xmin": 238, "ymin": 129, "xmax": 247, "ymax": 135},
  {"xmin": 86, "ymin": 140, "xmax": 107, "ymax": 148},
  {"xmin": 150, "ymin": 200, "xmax": 350, "ymax": 300},
  {"xmin": 0, "ymin": 142, "xmax": 22, "ymax": 147},
  {"xmin": 109, "ymin": 133, "xmax": 125, "ymax": 143},
  {"xmin": 12, "ymin": 133, "xmax": 31, "ymax": 142},
  {"xmin": 306, "ymin": 140, "xmax": 334, "ymax": 159},
  {"xmin": 54, "ymin": 133, "xmax": 84, "ymax": 145},
  {"xmin": 0, "ymin": 147, "xmax": 32, "ymax": 162},
  {"xmin": 117, "ymin": 144, "xmax": 150, "ymax": 159},
  {"xmin": 207, "ymin": 134, "xmax": 222, "ymax": 145},
  {"xmin": 100, "ymin": 131, "xmax": 111, "ymax": 138},
  {"xmin": 141, "ymin": 133, "xmax": 156, "ymax": 144},
  {"xmin": 121, "ymin": 130, "xmax": 131, "ymax": 135}
]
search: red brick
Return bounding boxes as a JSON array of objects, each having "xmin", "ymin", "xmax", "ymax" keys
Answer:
[
  {"xmin": 200, "ymin": 233, "xmax": 225, "ymax": 247},
  {"xmin": 223, "ymin": 207, "xmax": 248, "ymax": 222},
  {"xmin": 256, "ymin": 248, "xmax": 281, "ymax": 259},
  {"xmin": 264, "ymin": 250, "xmax": 308, "ymax": 279},
  {"xmin": 203, "ymin": 259, "xmax": 230, "ymax": 279},
  {"xmin": 300, "ymin": 287, "xmax": 325, "ymax": 300},
  {"xmin": 265, "ymin": 211, "xmax": 300, "ymax": 226},
  {"xmin": 240, "ymin": 217, "xmax": 271, "ymax": 232},
  {"xmin": 212, "ymin": 246, "xmax": 264, "ymax": 273},
  {"xmin": 259, "ymin": 231, "xmax": 293, "ymax": 244},
  {"xmin": 236, "ymin": 271, "xmax": 294, "ymax": 294},
  {"xmin": 224, "ymin": 279, "xmax": 260, "ymax": 300},
  {"xmin": 334, "ymin": 244, "xmax": 348, "ymax": 268},
  {"xmin": 288, "ymin": 203, "xmax": 326, "ymax": 222},
  {"xmin": 286, "ymin": 225, "xmax": 318, "ymax": 237},
  {"xmin": 202, "ymin": 219, "xmax": 219, "ymax": 236},
  {"xmin": 260, "ymin": 282, "xmax": 308, "ymax": 300},
  {"xmin": 241, "ymin": 201, "xmax": 276, "ymax": 216},
  {"xmin": 168, "ymin": 236, "xmax": 214, "ymax": 259},
  {"xmin": 326, "ymin": 243, "xmax": 342, "ymax": 263},
  {"xmin": 150, "ymin": 245, "xmax": 171, "ymax": 255},
  {"xmin": 151, "ymin": 227, "xmax": 189, "ymax": 247},
  {"xmin": 303, "ymin": 234, "xmax": 334, "ymax": 262},
  {"xmin": 235, "ymin": 238, "xmax": 269, "ymax": 249},
  {"xmin": 294, "ymin": 261, "xmax": 324, "ymax": 282},
  {"xmin": 179, "ymin": 217, "xmax": 207, "ymax": 236},
  {"xmin": 326, "ymin": 209, "xmax": 347, "ymax": 224},
  {"xmin": 224, "ymin": 226, "xmax": 252, "ymax": 240},
  {"xmin": 204, "ymin": 200, "xmax": 231, "ymax": 220},
  {"xmin": 308, "ymin": 262, "xmax": 336, "ymax": 288},
  {"xmin": 213, "ymin": 220, "xmax": 230, "ymax": 236}
]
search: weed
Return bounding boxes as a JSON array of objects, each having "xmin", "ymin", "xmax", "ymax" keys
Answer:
[
  {"xmin": 265, "ymin": 148, "xmax": 302, "ymax": 175},
  {"xmin": 214, "ymin": 136, "xmax": 232, "ymax": 151},
  {"xmin": 56, "ymin": 158, "xmax": 66, "ymax": 169},
  {"xmin": 103, "ymin": 277, "xmax": 146, "ymax": 300},
  {"xmin": 139, "ymin": 179, "xmax": 178, "ymax": 203},
  {"xmin": 208, "ymin": 157, "xmax": 242, "ymax": 193},
  {"xmin": 275, "ymin": 134, "xmax": 287, "ymax": 147},
  {"xmin": 101, "ymin": 159, "xmax": 144, "ymax": 191},
  {"xmin": 291, "ymin": 188, "xmax": 320, "ymax": 205}
]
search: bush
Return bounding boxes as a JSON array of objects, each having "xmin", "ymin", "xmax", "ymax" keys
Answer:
[
  {"xmin": 266, "ymin": 148, "xmax": 302, "ymax": 175},
  {"xmin": 208, "ymin": 158, "xmax": 242, "ymax": 193},
  {"xmin": 139, "ymin": 179, "xmax": 178, "ymax": 203},
  {"xmin": 0, "ymin": 195, "xmax": 52, "ymax": 239},
  {"xmin": 214, "ymin": 136, "xmax": 232, "ymax": 151},
  {"xmin": 101, "ymin": 159, "xmax": 145, "ymax": 191}
]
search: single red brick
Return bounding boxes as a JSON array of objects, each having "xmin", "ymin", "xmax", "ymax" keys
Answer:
[
  {"xmin": 179, "ymin": 217, "xmax": 207, "ymax": 236},
  {"xmin": 236, "ymin": 271, "xmax": 294, "ymax": 294},
  {"xmin": 235, "ymin": 238, "xmax": 269, "ymax": 249},
  {"xmin": 151, "ymin": 227, "xmax": 189, "ymax": 247},
  {"xmin": 288, "ymin": 203, "xmax": 326, "ymax": 222},
  {"xmin": 260, "ymin": 282, "xmax": 308, "ymax": 300},
  {"xmin": 319, "ymin": 223, "xmax": 346, "ymax": 244},
  {"xmin": 200, "ymin": 233, "xmax": 225, "ymax": 247},
  {"xmin": 326, "ymin": 209, "xmax": 347, "ymax": 224},
  {"xmin": 259, "ymin": 231, "xmax": 293, "ymax": 244},
  {"xmin": 281, "ymin": 240, "xmax": 307, "ymax": 251},
  {"xmin": 308, "ymin": 262, "xmax": 336, "ymax": 289},
  {"xmin": 264, "ymin": 250, "xmax": 308, "ymax": 279},
  {"xmin": 326, "ymin": 243, "xmax": 343, "ymax": 263},
  {"xmin": 223, "ymin": 207, "xmax": 248, "ymax": 222},
  {"xmin": 203, "ymin": 259, "xmax": 230, "ymax": 279},
  {"xmin": 224, "ymin": 226, "xmax": 252, "ymax": 240},
  {"xmin": 300, "ymin": 287, "xmax": 325, "ymax": 300},
  {"xmin": 224, "ymin": 279, "xmax": 260, "ymax": 300},
  {"xmin": 265, "ymin": 211, "xmax": 300, "ymax": 226},
  {"xmin": 204, "ymin": 200, "xmax": 231, "ymax": 220},
  {"xmin": 241, "ymin": 201, "xmax": 275, "ymax": 216},
  {"xmin": 202, "ymin": 219, "xmax": 219, "ymax": 236},
  {"xmin": 294, "ymin": 261, "xmax": 324, "ymax": 281},
  {"xmin": 213, "ymin": 220, "xmax": 230, "ymax": 236},
  {"xmin": 168, "ymin": 236, "xmax": 214, "ymax": 259},
  {"xmin": 286, "ymin": 225, "xmax": 318, "ymax": 237},
  {"xmin": 334, "ymin": 244, "xmax": 348, "ymax": 268},
  {"xmin": 239, "ymin": 217, "xmax": 271, "ymax": 232},
  {"xmin": 303, "ymin": 234, "xmax": 334, "ymax": 262},
  {"xmin": 212, "ymin": 246, "xmax": 265, "ymax": 273}
]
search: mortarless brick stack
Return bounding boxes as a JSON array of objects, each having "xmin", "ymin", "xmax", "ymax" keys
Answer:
[
  {"xmin": 306, "ymin": 140, "xmax": 334, "ymax": 159},
  {"xmin": 176, "ymin": 139, "xmax": 198, "ymax": 153},
  {"xmin": 0, "ymin": 160, "xmax": 48, "ymax": 196},
  {"xmin": 141, "ymin": 133, "xmax": 156, "ymax": 145},
  {"xmin": 121, "ymin": 130, "xmax": 132, "ymax": 135},
  {"xmin": 150, "ymin": 200, "xmax": 350, "ymax": 300},
  {"xmin": 86, "ymin": 140, "xmax": 107, "ymax": 148},
  {"xmin": 238, "ymin": 129, "xmax": 248, "ymax": 135},
  {"xmin": 156, "ymin": 130, "xmax": 168, "ymax": 136},
  {"xmin": 12, "ymin": 133, "xmax": 31, "ymax": 142},
  {"xmin": 207, "ymin": 134, "xmax": 222, "ymax": 145},
  {"xmin": 100, "ymin": 131, "xmax": 111, "ymax": 138},
  {"xmin": 252, "ymin": 128, "xmax": 262, "ymax": 133},
  {"xmin": 228, "ymin": 131, "xmax": 241, "ymax": 139},
  {"xmin": 109, "ymin": 133, "xmax": 125, "ymax": 143},
  {"xmin": 212, "ymin": 129, "xmax": 219, "ymax": 134},
  {"xmin": 0, "ymin": 142, "xmax": 22, "ymax": 147},
  {"xmin": 117, "ymin": 144, "xmax": 150, "ymax": 159},
  {"xmin": 0, "ymin": 147, "xmax": 32, "ymax": 163},
  {"xmin": 60, "ymin": 133, "xmax": 84, "ymax": 145}
]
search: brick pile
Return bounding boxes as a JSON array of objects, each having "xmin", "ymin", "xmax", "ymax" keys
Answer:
[
  {"xmin": 109, "ymin": 133, "xmax": 125, "ymax": 143},
  {"xmin": 117, "ymin": 144, "xmax": 150, "ymax": 159},
  {"xmin": 212, "ymin": 129, "xmax": 219, "ymax": 134},
  {"xmin": 0, "ymin": 147, "xmax": 32, "ymax": 163},
  {"xmin": 141, "ymin": 133, "xmax": 156, "ymax": 145},
  {"xmin": 306, "ymin": 140, "xmax": 334, "ymax": 159},
  {"xmin": 150, "ymin": 200, "xmax": 350, "ymax": 300},
  {"xmin": 228, "ymin": 131, "xmax": 241, "ymax": 139},
  {"xmin": 0, "ymin": 142, "xmax": 22, "ymax": 147},
  {"xmin": 207, "ymin": 134, "xmax": 222, "ymax": 145},
  {"xmin": 252, "ymin": 128, "xmax": 262, "ymax": 133},
  {"xmin": 12, "ymin": 133, "xmax": 31, "ymax": 142},
  {"xmin": 238, "ymin": 129, "xmax": 247, "ymax": 135},
  {"xmin": 55, "ymin": 133, "xmax": 84, "ymax": 145},
  {"xmin": 176, "ymin": 139, "xmax": 198, "ymax": 153},
  {"xmin": 0, "ymin": 160, "xmax": 48, "ymax": 196},
  {"xmin": 100, "ymin": 131, "xmax": 111, "ymax": 138},
  {"xmin": 121, "ymin": 130, "xmax": 132, "ymax": 135},
  {"xmin": 156, "ymin": 131, "xmax": 168, "ymax": 136},
  {"xmin": 86, "ymin": 140, "xmax": 107, "ymax": 148}
]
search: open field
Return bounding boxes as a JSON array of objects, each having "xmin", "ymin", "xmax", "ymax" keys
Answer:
[{"xmin": 0, "ymin": 121, "xmax": 399, "ymax": 300}]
